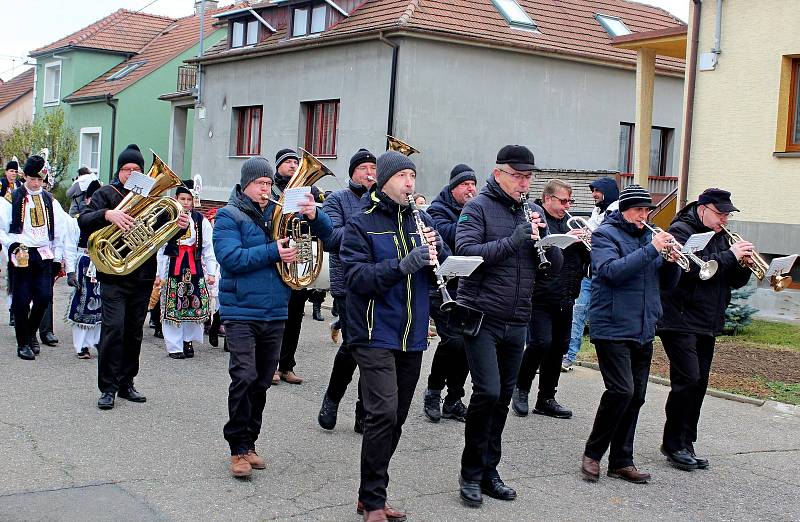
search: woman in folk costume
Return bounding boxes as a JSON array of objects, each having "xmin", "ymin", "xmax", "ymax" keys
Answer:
[
  {"xmin": 156, "ymin": 180, "xmax": 216, "ymax": 359},
  {"xmin": 64, "ymin": 180, "xmax": 103, "ymax": 359}
]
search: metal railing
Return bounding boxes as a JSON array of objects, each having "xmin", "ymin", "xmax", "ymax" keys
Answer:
[
  {"xmin": 177, "ymin": 65, "xmax": 197, "ymax": 92},
  {"xmin": 617, "ymin": 173, "xmax": 678, "ymax": 202}
]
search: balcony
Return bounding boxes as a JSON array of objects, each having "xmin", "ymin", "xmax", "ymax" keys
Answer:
[{"xmin": 177, "ymin": 65, "xmax": 197, "ymax": 93}]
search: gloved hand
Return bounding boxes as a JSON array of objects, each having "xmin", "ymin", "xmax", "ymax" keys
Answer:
[
  {"xmin": 399, "ymin": 245, "xmax": 431, "ymax": 275},
  {"xmin": 510, "ymin": 223, "xmax": 533, "ymax": 249},
  {"xmin": 67, "ymin": 272, "xmax": 79, "ymax": 288}
]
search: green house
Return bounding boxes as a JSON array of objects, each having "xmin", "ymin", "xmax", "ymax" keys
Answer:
[{"xmin": 29, "ymin": 6, "xmax": 227, "ymax": 183}]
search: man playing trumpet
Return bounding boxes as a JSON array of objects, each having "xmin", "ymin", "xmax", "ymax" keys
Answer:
[{"xmin": 656, "ymin": 188, "xmax": 752, "ymax": 471}]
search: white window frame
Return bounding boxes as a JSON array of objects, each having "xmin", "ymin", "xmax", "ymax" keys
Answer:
[
  {"xmin": 79, "ymin": 127, "xmax": 102, "ymax": 176},
  {"xmin": 292, "ymin": 7, "xmax": 310, "ymax": 37},
  {"xmin": 232, "ymin": 21, "xmax": 245, "ymax": 47},
  {"xmin": 596, "ymin": 14, "xmax": 632, "ymax": 37},
  {"xmin": 491, "ymin": 0, "xmax": 537, "ymax": 31},
  {"xmin": 43, "ymin": 61, "xmax": 62, "ymax": 106},
  {"xmin": 310, "ymin": 4, "xmax": 327, "ymax": 34}
]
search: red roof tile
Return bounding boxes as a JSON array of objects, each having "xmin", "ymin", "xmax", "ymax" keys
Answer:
[
  {"xmin": 30, "ymin": 9, "xmax": 176, "ymax": 57},
  {"xmin": 0, "ymin": 69, "xmax": 34, "ymax": 111}
]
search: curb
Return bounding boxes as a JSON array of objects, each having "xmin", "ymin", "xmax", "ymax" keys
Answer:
[{"xmin": 575, "ymin": 361, "xmax": 766, "ymax": 407}]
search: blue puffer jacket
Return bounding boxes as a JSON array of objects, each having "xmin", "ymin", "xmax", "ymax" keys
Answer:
[
  {"xmin": 455, "ymin": 177, "xmax": 563, "ymax": 325},
  {"xmin": 589, "ymin": 210, "xmax": 681, "ymax": 344},
  {"xmin": 214, "ymin": 185, "xmax": 333, "ymax": 322},
  {"xmin": 322, "ymin": 180, "xmax": 368, "ymax": 297},
  {"xmin": 341, "ymin": 190, "xmax": 448, "ymax": 352}
]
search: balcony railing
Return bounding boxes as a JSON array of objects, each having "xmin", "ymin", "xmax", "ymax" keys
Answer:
[
  {"xmin": 617, "ymin": 173, "xmax": 678, "ymax": 203},
  {"xmin": 177, "ymin": 65, "xmax": 197, "ymax": 92}
]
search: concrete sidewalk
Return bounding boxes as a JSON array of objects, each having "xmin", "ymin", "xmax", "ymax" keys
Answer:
[{"xmin": 0, "ymin": 282, "xmax": 798, "ymax": 521}]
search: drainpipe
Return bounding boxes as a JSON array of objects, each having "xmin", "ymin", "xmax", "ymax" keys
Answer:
[
  {"xmin": 378, "ymin": 33, "xmax": 399, "ymax": 144},
  {"xmin": 678, "ymin": 0, "xmax": 702, "ymax": 209},
  {"xmin": 711, "ymin": 0, "xmax": 723, "ymax": 56},
  {"xmin": 197, "ymin": 0, "xmax": 206, "ymax": 106},
  {"xmin": 105, "ymin": 94, "xmax": 117, "ymax": 182}
]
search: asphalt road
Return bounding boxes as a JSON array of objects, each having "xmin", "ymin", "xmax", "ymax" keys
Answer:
[{"xmin": 0, "ymin": 280, "xmax": 798, "ymax": 521}]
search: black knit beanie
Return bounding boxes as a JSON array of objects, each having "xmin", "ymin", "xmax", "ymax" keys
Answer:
[
  {"xmin": 116, "ymin": 144, "xmax": 145, "ymax": 175},
  {"xmin": 349, "ymin": 148, "xmax": 377, "ymax": 177},
  {"xmin": 275, "ymin": 148, "xmax": 299, "ymax": 170},
  {"xmin": 448, "ymin": 163, "xmax": 476, "ymax": 190}
]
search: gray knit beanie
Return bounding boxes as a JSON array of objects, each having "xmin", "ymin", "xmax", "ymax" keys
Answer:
[
  {"xmin": 240, "ymin": 156, "xmax": 274, "ymax": 190},
  {"xmin": 376, "ymin": 151, "xmax": 416, "ymax": 190}
]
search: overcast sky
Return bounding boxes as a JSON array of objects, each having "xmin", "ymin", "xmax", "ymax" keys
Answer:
[{"xmin": 0, "ymin": 0, "xmax": 690, "ymax": 81}]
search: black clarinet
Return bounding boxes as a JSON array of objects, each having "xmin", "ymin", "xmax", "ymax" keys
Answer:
[
  {"xmin": 407, "ymin": 195, "xmax": 456, "ymax": 312},
  {"xmin": 520, "ymin": 194, "xmax": 551, "ymax": 271}
]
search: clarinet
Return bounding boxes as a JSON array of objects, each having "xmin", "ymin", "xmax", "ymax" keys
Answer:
[
  {"xmin": 520, "ymin": 194, "xmax": 551, "ymax": 271},
  {"xmin": 406, "ymin": 195, "xmax": 456, "ymax": 312}
]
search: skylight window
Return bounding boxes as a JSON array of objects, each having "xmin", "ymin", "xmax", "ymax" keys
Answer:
[
  {"xmin": 596, "ymin": 14, "xmax": 632, "ymax": 37},
  {"xmin": 491, "ymin": 0, "xmax": 537, "ymax": 30},
  {"xmin": 106, "ymin": 61, "xmax": 145, "ymax": 81}
]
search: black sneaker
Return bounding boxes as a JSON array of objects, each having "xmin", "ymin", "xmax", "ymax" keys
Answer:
[
  {"xmin": 423, "ymin": 389, "xmax": 442, "ymax": 423},
  {"xmin": 183, "ymin": 341, "xmax": 194, "ymax": 358},
  {"xmin": 442, "ymin": 398, "xmax": 467, "ymax": 422},
  {"xmin": 318, "ymin": 394, "xmax": 339, "ymax": 430},
  {"xmin": 533, "ymin": 398, "xmax": 573, "ymax": 419},
  {"xmin": 354, "ymin": 414, "xmax": 365, "ymax": 435},
  {"xmin": 511, "ymin": 388, "xmax": 529, "ymax": 416}
]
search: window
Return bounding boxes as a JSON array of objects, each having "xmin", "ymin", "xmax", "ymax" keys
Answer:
[
  {"xmin": 491, "ymin": 0, "xmax": 537, "ymax": 30},
  {"xmin": 788, "ymin": 58, "xmax": 800, "ymax": 152},
  {"xmin": 304, "ymin": 100, "xmax": 339, "ymax": 157},
  {"xmin": 617, "ymin": 123, "xmax": 674, "ymax": 177},
  {"xmin": 234, "ymin": 106, "xmax": 262, "ymax": 156},
  {"xmin": 292, "ymin": 4, "xmax": 327, "ymax": 37},
  {"xmin": 43, "ymin": 61, "xmax": 61, "ymax": 105},
  {"xmin": 231, "ymin": 19, "xmax": 259, "ymax": 48},
  {"xmin": 596, "ymin": 14, "xmax": 632, "ymax": 37},
  {"xmin": 79, "ymin": 127, "xmax": 102, "ymax": 175},
  {"xmin": 106, "ymin": 61, "xmax": 146, "ymax": 81}
]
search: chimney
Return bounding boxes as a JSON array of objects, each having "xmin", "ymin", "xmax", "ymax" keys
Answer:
[{"xmin": 194, "ymin": 0, "xmax": 219, "ymax": 14}]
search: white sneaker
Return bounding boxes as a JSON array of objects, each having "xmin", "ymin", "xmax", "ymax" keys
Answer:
[{"xmin": 561, "ymin": 358, "xmax": 574, "ymax": 372}]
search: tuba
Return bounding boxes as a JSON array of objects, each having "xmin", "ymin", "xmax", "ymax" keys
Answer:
[
  {"xmin": 88, "ymin": 151, "xmax": 184, "ymax": 276},
  {"xmin": 271, "ymin": 148, "xmax": 333, "ymax": 290},
  {"xmin": 387, "ymin": 135, "xmax": 420, "ymax": 156}
]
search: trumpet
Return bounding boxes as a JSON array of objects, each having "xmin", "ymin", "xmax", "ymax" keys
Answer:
[
  {"xmin": 720, "ymin": 225, "xmax": 792, "ymax": 291},
  {"xmin": 639, "ymin": 222, "xmax": 718, "ymax": 280},
  {"xmin": 407, "ymin": 194, "xmax": 456, "ymax": 312},
  {"xmin": 520, "ymin": 194, "xmax": 550, "ymax": 270},
  {"xmin": 564, "ymin": 210, "xmax": 592, "ymax": 251}
]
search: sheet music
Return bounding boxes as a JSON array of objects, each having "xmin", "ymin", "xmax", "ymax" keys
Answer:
[
  {"xmin": 436, "ymin": 256, "xmax": 483, "ymax": 278},
  {"xmin": 681, "ymin": 231, "xmax": 715, "ymax": 253},
  {"xmin": 765, "ymin": 254, "xmax": 798, "ymax": 278},
  {"xmin": 281, "ymin": 187, "xmax": 312, "ymax": 214},
  {"xmin": 123, "ymin": 171, "xmax": 155, "ymax": 196},
  {"xmin": 538, "ymin": 233, "xmax": 580, "ymax": 250}
]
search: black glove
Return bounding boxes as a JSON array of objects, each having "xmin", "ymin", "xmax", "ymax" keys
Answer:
[
  {"xmin": 399, "ymin": 245, "xmax": 431, "ymax": 275},
  {"xmin": 67, "ymin": 272, "xmax": 79, "ymax": 288},
  {"xmin": 510, "ymin": 223, "xmax": 533, "ymax": 249}
]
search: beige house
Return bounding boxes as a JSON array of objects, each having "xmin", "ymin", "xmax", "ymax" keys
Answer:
[{"xmin": 0, "ymin": 69, "xmax": 34, "ymax": 134}]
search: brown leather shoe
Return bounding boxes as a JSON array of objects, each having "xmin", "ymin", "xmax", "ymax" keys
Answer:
[
  {"xmin": 357, "ymin": 501, "xmax": 407, "ymax": 521},
  {"xmin": 230, "ymin": 455, "xmax": 252, "ymax": 478},
  {"xmin": 581, "ymin": 455, "xmax": 600, "ymax": 482},
  {"xmin": 363, "ymin": 510, "xmax": 388, "ymax": 522},
  {"xmin": 280, "ymin": 371, "xmax": 304, "ymax": 384},
  {"xmin": 245, "ymin": 449, "xmax": 266, "ymax": 470},
  {"xmin": 272, "ymin": 371, "xmax": 280, "ymax": 385},
  {"xmin": 607, "ymin": 465, "xmax": 651, "ymax": 484}
]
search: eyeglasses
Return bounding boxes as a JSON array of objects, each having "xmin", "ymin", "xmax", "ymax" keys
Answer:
[
  {"xmin": 497, "ymin": 168, "xmax": 533, "ymax": 182},
  {"xmin": 255, "ymin": 180, "xmax": 273, "ymax": 187},
  {"xmin": 548, "ymin": 195, "xmax": 575, "ymax": 205},
  {"xmin": 704, "ymin": 205, "xmax": 730, "ymax": 218}
]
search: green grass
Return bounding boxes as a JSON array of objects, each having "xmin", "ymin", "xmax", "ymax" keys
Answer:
[
  {"xmin": 762, "ymin": 380, "xmax": 800, "ymax": 405},
  {"xmin": 722, "ymin": 320, "xmax": 800, "ymax": 350}
]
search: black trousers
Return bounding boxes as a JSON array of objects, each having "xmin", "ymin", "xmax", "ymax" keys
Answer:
[
  {"xmin": 426, "ymin": 302, "xmax": 469, "ymax": 402},
  {"xmin": 38, "ymin": 263, "xmax": 59, "ymax": 338},
  {"xmin": 460, "ymin": 318, "xmax": 526, "ymax": 482},
  {"xmin": 517, "ymin": 302, "xmax": 573, "ymax": 399},
  {"xmin": 10, "ymin": 252, "xmax": 53, "ymax": 348},
  {"xmin": 97, "ymin": 278, "xmax": 151, "ymax": 394},
  {"xmin": 584, "ymin": 340, "xmax": 653, "ymax": 469},
  {"xmin": 660, "ymin": 332, "xmax": 715, "ymax": 452},
  {"xmin": 278, "ymin": 289, "xmax": 308, "ymax": 372},
  {"xmin": 223, "ymin": 320, "xmax": 285, "ymax": 455},
  {"xmin": 353, "ymin": 346, "xmax": 422, "ymax": 511},
  {"xmin": 324, "ymin": 296, "xmax": 363, "ymax": 411}
]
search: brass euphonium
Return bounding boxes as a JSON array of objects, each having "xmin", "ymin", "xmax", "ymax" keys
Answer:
[
  {"xmin": 720, "ymin": 224, "xmax": 791, "ymax": 291},
  {"xmin": 271, "ymin": 148, "xmax": 333, "ymax": 290},
  {"xmin": 387, "ymin": 135, "xmax": 420, "ymax": 156},
  {"xmin": 88, "ymin": 151, "xmax": 184, "ymax": 276}
]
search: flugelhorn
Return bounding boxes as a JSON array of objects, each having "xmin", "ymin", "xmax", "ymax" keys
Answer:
[
  {"xmin": 720, "ymin": 225, "xmax": 791, "ymax": 291},
  {"xmin": 407, "ymin": 194, "xmax": 456, "ymax": 312},
  {"xmin": 564, "ymin": 210, "xmax": 592, "ymax": 251},
  {"xmin": 640, "ymin": 222, "xmax": 718, "ymax": 280}
]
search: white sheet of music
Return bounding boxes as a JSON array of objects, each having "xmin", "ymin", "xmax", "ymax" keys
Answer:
[
  {"xmin": 538, "ymin": 233, "xmax": 580, "ymax": 250},
  {"xmin": 124, "ymin": 171, "xmax": 155, "ymax": 196},
  {"xmin": 681, "ymin": 231, "xmax": 715, "ymax": 253},
  {"xmin": 281, "ymin": 187, "xmax": 312, "ymax": 214},
  {"xmin": 436, "ymin": 256, "xmax": 483, "ymax": 278},
  {"xmin": 765, "ymin": 254, "xmax": 798, "ymax": 278}
]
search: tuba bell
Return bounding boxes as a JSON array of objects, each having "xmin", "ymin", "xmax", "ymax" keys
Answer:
[
  {"xmin": 271, "ymin": 148, "xmax": 333, "ymax": 290},
  {"xmin": 387, "ymin": 135, "xmax": 420, "ymax": 156},
  {"xmin": 88, "ymin": 151, "xmax": 184, "ymax": 276}
]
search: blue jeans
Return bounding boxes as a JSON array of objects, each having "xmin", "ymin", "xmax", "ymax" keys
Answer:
[{"xmin": 565, "ymin": 277, "xmax": 592, "ymax": 362}]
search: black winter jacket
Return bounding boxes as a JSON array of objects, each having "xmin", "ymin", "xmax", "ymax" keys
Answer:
[
  {"xmin": 657, "ymin": 203, "xmax": 752, "ymax": 337},
  {"xmin": 322, "ymin": 180, "xmax": 368, "ymax": 297},
  {"xmin": 532, "ymin": 202, "xmax": 591, "ymax": 307},
  {"xmin": 455, "ymin": 177, "xmax": 563, "ymax": 325}
]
